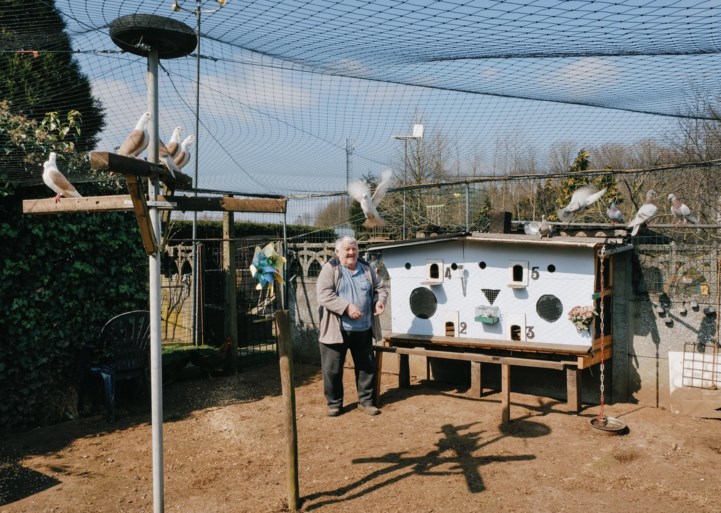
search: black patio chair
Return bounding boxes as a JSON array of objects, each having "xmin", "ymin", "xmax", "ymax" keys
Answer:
[{"xmin": 82, "ymin": 310, "xmax": 151, "ymax": 422}]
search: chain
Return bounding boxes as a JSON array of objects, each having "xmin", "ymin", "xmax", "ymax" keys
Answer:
[{"xmin": 598, "ymin": 245, "xmax": 607, "ymax": 421}]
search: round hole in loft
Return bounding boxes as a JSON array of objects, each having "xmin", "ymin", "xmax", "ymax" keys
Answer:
[
  {"xmin": 451, "ymin": 263, "xmax": 458, "ymax": 270},
  {"xmin": 547, "ymin": 264, "xmax": 556, "ymax": 273},
  {"xmin": 409, "ymin": 287, "xmax": 437, "ymax": 319},
  {"xmin": 404, "ymin": 262, "xmax": 411, "ymax": 270},
  {"xmin": 536, "ymin": 294, "xmax": 563, "ymax": 323},
  {"xmin": 478, "ymin": 261, "xmax": 487, "ymax": 269}
]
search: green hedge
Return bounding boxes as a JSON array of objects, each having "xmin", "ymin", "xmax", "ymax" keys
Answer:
[{"xmin": 0, "ymin": 188, "xmax": 149, "ymax": 431}]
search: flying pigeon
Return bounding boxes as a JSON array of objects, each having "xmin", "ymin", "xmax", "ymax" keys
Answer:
[
  {"xmin": 174, "ymin": 135, "xmax": 195, "ymax": 169},
  {"xmin": 627, "ymin": 190, "xmax": 657, "ymax": 236},
  {"xmin": 42, "ymin": 152, "xmax": 81, "ymax": 202},
  {"xmin": 606, "ymin": 200, "xmax": 624, "ymax": 224},
  {"xmin": 523, "ymin": 221, "xmax": 540, "ymax": 236},
  {"xmin": 668, "ymin": 194, "xmax": 698, "ymax": 224},
  {"xmin": 557, "ymin": 185, "xmax": 607, "ymax": 222},
  {"xmin": 163, "ymin": 127, "xmax": 183, "ymax": 158},
  {"xmin": 538, "ymin": 215, "xmax": 552, "ymax": 238},
  {"xmin": 348, "ymin": 169, "xmax": 393, "ymax": 228},
  {"xmin": 117, "ymin": 112, "xmax": 151, "ymax": 158}
]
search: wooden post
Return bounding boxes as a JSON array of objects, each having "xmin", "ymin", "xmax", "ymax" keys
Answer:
[
  {"xmin": 566, "ymin": 366, "xmax": 582, "ymax": 412},
  {"xmin": 501, "ymin": 364, "xmax": 511, "ymax": 424},
  {"xmin": 275, "ymin": 310, "xmax": 299, "ymax": 512},
  {"xmin": 398, "ymin": 353, "xmax": 411, "ymax": 388},
  {"xmin": 470, "ymin": 361, "xmax": 483, "ymax": 397},
  {"xmin": 222, "ymin": 211, "xmax": 238, "ymax": 372}
]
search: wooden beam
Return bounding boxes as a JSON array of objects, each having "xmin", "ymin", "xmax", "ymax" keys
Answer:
[
  {"xmin": 125, "ymin": 174, "xmax": 157, "ymax": 255},
  {"xmin": 23, "ymin": 195, "xmax": 134, "ymax": 214},
  {"xmin": 24, "ymin": 194, "xmax": 289, "ymax": 215},
  {"xmin": 159, "ymin": 195, "xmax": 287, "ymax": 213},
  {"xmin": 90, "ymin": 151, "xmax": 193, "ymax": 189}
]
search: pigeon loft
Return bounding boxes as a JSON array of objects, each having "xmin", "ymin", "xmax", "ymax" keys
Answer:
[{"xmin": 369, "ymin": 232, "xmax": 632, "ymax": 422}]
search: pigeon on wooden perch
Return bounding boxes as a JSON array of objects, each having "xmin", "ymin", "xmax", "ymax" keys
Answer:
[
  {"xmin": 348, "ymin": 169, "xmax": 393, "ymax": 228},
  {"xmin": 42, "ymin": 152, "xmax": 81, "ymax": 202},
  {"xmin": 117, "ymin": 112, "xmax": 151, "ymax": 157},
  {"xmin": 557, "ymin": 185, "xmax": 607, "ymax": 222},
  {"xmin": 174, "ymin": 134, "xmax": 195, "ymax": 169},
  {"xmin": 606, "ymin": 200, "xmax": 624, "ymax": 224},
  {"xmin": 627, "ymin": 190, "xmax": 657, "ymax": 236},
  {"xmin": 163, "ymin": 127, "xmax": 182, "ymax": 159},
  {"xmin": 668, "ymin": 194, "xmax": 698, "ymax": 224}
]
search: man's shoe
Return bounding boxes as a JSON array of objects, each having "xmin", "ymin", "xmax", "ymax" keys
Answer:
[
  {"xmin": 360, "ymin": 404, "xmax": 380, "ymax": 416},
  {"xmin": 327, "ymin": 406, "xmax": 343, "ymax": 417}
]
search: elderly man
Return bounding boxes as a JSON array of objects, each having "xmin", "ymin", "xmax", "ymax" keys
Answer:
[{"xmin": 316, "ymin": 236, "xmax": 388, "ymax": 416}]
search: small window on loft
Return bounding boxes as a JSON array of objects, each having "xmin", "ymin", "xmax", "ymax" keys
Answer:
[
  {"xmin": 508, "ymin": 260, "xmax": 529, "ymax": 288},
  {"xmin": 425, "ymin": 259, "xmax": 444, "ymax": 284},
  {"xmin": 510, "ymin": 325, "xmax": 522, "ymax": 341}
]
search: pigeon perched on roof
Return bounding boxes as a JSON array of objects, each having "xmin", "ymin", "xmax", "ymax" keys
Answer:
[
  {"xmin": 348, "ymin": 169, "xmax": 393, "ymax": 228},
  {"xmin": 668, "ymin": 194, "xmax": 698, "ymax": 224},
  {"xmin": 174, "ymin": 135, "xmax": 195, "ymax": 169},
  {"xmin": 539, "ymin": 215, "xmax": 553, "ymax": 238},
  {"xmin": 42, "ymin": 152, "xmax": 81, "ymax": 202},
  {"xmin": 627, "ymin": 190, "xmax": 657, "ymax": 236},
  {"xmin": 117, "ymin": 112, "xmax": 151, "ymax": 157},
  {"xmin": 523, "ymin": 220, "xmax": 540, "ymax": 236},
  {"xmin": 557, "ymin": 185, "xmax": 607, "ymax": 222},
  {"xmin": 606, "ymin": 200, "xmax": 624, "ymax": 224}
]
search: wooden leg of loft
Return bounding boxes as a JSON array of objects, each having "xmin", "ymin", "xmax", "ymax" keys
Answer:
[
  {"xmin": 566, "ymin": 365, "xmax": 581, "ymax": 412},
  {"xmin": 501, "ymin": 363, "xmax": 510, "ymax": 424},
  {"xmin": 374, "ymin": 349, "xmax": 384, "ymax": 407},
  {"xmin": 470, "ymin": 361, "xmax": 483, "ymax": 397},
  {"xmin": 399, "ymin": 353, "xmax": 410, "ymax": 388}
]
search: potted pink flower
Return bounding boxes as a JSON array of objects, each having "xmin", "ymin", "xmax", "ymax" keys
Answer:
[{"xmin": 568, "ymin": 305, "xmax": 596, "ymax": 332}]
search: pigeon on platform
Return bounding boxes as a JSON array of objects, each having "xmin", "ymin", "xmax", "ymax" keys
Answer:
[
  {"xmin": 174, "ymin": 135, "xmax": 195, "ymax": 169},
  {"xmin": 348, "ymin": 169, "xmax": 393, "ymax": 228},
  {"xmin": 539, "ymin": 215, "xmax": 553, "ymax": 238},
  {"xmin": 117, "ymin": 112, "xmax": 151, "ymax": 157},
  {"xmin": 627, "ymin": 190, "xmax": 657, "ymax": 236},
  {"xmin": 606, "ymin": 200, "xmax": 624, "ymax": 224},
  {"xmin": 42, "ymin": 152, "xmax": 81, "ymax": 202},
  {"xmin": 163, "ymin": 127, "xmax": 183, "ymax": 158},
  {"xmin": 557, "ymin": 185, "xmax": 607, "ymax": 222},
  {"xmin": 668, "ymin": 194, "xmax": 698, "ymax": 224}
]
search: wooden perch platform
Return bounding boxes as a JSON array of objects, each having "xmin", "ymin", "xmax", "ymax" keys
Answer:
[{"xmin": 90, "ymin": 151, "xmax": 193, "ymax": 189}]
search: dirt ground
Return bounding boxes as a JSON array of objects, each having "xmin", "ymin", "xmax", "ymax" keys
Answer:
[{"xmin": 2, "ymin": 360, "xmax": 721, "ymax": 513}]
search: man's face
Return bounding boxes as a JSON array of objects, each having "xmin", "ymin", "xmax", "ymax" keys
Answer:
[{"xmin": 337, "ymin": 241, "xmax": 359, "ymax": 268}]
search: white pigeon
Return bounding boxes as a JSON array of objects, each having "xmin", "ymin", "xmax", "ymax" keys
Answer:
[
  {"xmin": 174, "ymin": 135, "xmax": 195, "ymax": 169},
  {"xmin": 557, "ymin": 185, "xmax": 607, "ymax": 222},
  {"xmin": 523, "ymin": 221, "xmax": 540, "ymax": 236},
  {"xmin": 42, "ymin": 152, "xmax": 81, "ymax": 202},
  {"xmin": 627, "ymin": 190, "xmax": 658, "ymax": 236},
  {"xmin": 163, "ymin": 127, "xmax": 183, "ymax": 158},
  {"xmin": 539, "ymin": 215, "xmax": 552, "ymax": 238},
  {"xmin": 668, "ymin": 193, "xmax": 698, "ymax": 224},
  {"xmin": 117, "ymin": 112, "xmax": 151, "ymax": 157},
  {"xmin": 606, "ymin": 200, "xmax": 624, "ymax": 224},
  {"xmin": 348, "ymin": 169, "xmax": 393, "ymax": 228}
]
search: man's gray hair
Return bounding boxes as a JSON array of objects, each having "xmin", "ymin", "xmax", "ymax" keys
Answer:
[{"xmin": 335, "ymin": 235, "xmax": 358, "ymax": 252}]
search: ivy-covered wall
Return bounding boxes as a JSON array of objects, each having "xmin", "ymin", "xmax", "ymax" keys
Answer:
[{"xmin": 0, "ymin": 194, "xmax": 148, "ymax": 431}]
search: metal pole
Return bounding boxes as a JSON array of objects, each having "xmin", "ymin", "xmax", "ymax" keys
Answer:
[
  {"xmin": 465, "ymin": 182, "xmax": 470, "ymax": 232},
  {"xmin": 191, "ymin": 2, "xmax": 201, "ymax": 345},
  {"xmin": 147, "ymin": 46, "xmax": 165, "ymax": 513},
  {"xmin": 403, "ymin": 139, "xmax": 408, "ymax": 240},
  {"xmin": 345, "ymin": 138, "xmax": 352, "ymax": 223}
]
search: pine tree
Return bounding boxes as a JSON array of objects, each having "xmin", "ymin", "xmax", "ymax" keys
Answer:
[{"xmin": 0, "ymin": 0, "xmax": 104, "ymax": 151}]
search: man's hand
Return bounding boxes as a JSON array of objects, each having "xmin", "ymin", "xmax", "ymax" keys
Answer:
[{"xmin": 374, "ymin": 301, "xmax": 385, "ymax": 316}]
